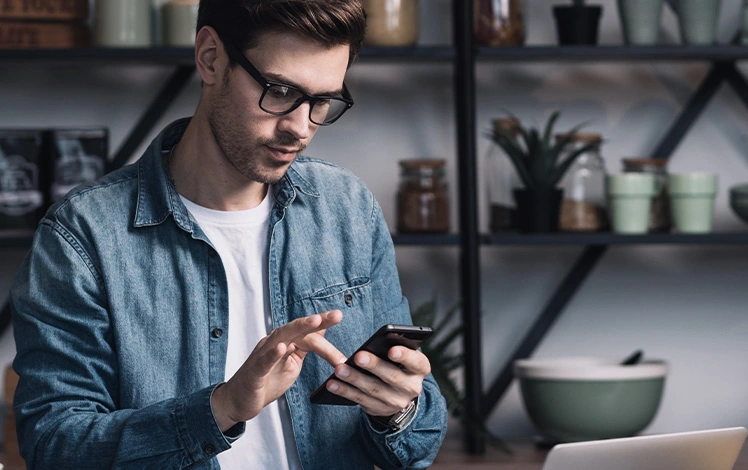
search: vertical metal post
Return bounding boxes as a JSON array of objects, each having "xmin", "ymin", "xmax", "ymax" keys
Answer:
[{"xmin": 453, "ymin": 0, "xmax": 484, "ymax": 455}]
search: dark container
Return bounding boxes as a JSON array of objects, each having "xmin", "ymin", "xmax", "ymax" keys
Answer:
[
  {"xmin": 514, "ymin": 188, "xmax": 563, "ymax": 233},
  {"xmin": 553, "ymin": 5, "xmax": 603, "ymax": 45}
]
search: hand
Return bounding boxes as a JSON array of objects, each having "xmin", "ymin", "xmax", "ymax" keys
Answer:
[
  {"xmin": 326, "ymin": 345, "xmax": 431, "ymax": 418},
  {"xmin": 211, "ymin": 310, "xmax": 345, "ymax": 431}
]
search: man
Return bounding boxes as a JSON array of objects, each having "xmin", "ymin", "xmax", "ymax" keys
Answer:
[{"xmin": 10, "ymin": 1, "xmax": 447, "ymax": 469}]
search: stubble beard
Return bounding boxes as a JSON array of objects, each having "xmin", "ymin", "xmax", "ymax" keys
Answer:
[{"xmin": 207, "ymin": 69, "xmax": 305, "ymax": 185}]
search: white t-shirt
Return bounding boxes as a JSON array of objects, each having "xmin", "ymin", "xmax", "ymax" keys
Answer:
[{"xmin": 180, "ymin": 191, "xmax": 302, "ymax": 470}]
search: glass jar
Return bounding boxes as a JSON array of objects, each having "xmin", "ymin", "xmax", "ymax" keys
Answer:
[
  {"xmin": 473, "ymin": 0, "xmax": 525, "ymax": 46},
  {"xmin": 486, "ymin": 117, "xmax": 521, "ymax": 231},
  {"xmin": 557, "ymin": 133, "xmax": 608, "ymax": 232},
  {"xmin": 622, "ymin": 158, "xmax": 671, "ymax": 232},
  {"xmin": 362, "ymin": 0, "xmax": 419, "ymax": 46},
  {"xmin": 396, "ymin": 159, "xmax": 450, "ymax": 233}
]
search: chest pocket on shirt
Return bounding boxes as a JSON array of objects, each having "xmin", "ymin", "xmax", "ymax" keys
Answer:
[
  {"xmin": 287, "ymin": 277, "xmax": 370, "ymax": 321},
  {"xmin": 308, "ymin": 276, "xmax": 370, "ymax": 313}
]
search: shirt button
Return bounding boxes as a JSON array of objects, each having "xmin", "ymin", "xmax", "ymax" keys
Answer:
[
  {"xmin": 208, "ymin": 247, "xmax": 217, "ymax": 257},
  {"xmin": 203, "ymin": 444, "xmax": 216, "ymax": 454},
  {"xmin": 211, "ymin": 328, "xmax": 223, "ymax": 338},
  {"xmin": 344, "ymin": 294, "xmax": 353, "ymax": 306}
]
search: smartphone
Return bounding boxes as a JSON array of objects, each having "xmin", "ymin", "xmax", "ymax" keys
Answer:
[{"xmin": 309, "ymin": 324, "xmax": 433, "ymax": 405}]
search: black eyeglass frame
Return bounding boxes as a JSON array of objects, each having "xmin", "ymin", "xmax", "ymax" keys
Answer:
[{"xmin": 223, "ymin": 40, "xmax": 354, "ymax": 126}]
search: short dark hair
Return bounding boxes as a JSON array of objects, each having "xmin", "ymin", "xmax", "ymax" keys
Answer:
[{"xmin": 197, "ymin": 0, "xmax": 366, "ymax": 67}]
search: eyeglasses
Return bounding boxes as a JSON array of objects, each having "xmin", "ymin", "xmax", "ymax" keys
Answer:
[{"xmin": 224, "ymin": 41, "xmax": 354, "ymax": 126}]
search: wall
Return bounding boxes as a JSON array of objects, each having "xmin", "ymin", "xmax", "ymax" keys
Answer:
[{"xmin": 0, "ymin": 0, "xmax": 747, "ymax": 443}]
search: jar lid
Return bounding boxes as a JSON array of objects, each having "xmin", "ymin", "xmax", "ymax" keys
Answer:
[
  {"xmin": 622, "ymin": 157, "xmax": 668, "ymax": 168},
  {"xmin": 399, "ymin": 159, "xmax": 446, "ymax": 169},
  {"xmin": 492, "ymin": 117, "xmax": 520, "ymax": 137},
  {"xmin": 555, "ymin": 132, "xmax": 602, "ymax": 143}
]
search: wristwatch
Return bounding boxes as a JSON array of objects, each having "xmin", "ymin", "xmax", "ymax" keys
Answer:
[{"xmin": 387, "ymin": 399, "xmax": 417, "ymax": 431}]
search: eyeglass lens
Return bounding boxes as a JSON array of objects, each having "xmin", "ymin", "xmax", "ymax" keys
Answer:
[{"xmin": 261, "ymin": 84, "xmax": 349, "ymax": 125}]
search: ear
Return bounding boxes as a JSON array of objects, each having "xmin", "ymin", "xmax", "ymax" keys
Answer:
[{"xmin": 194, "ymin": 26, "xmax": 227, "ymax": 86}]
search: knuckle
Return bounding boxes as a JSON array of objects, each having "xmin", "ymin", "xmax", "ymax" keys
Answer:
[
  {"xmin": 386, "ymin": 368, "xmax": 400, "ymax": 384},
  {"xmin": 395, "ymin": 398, "xmax": 410, "ymax": 410},
  {"xmin": 365, "ymin": 381, "xmax": 382, "ymax": 397}
]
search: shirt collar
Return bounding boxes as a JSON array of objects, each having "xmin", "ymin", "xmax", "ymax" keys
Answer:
[{"xmin": 134, "ymin": 118, "xmax": 319, "ymax": 230}]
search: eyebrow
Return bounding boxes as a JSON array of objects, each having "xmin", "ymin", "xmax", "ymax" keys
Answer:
[{"xmin": 263, "ymin": 72, "xmax": 345, "ymax": 97}]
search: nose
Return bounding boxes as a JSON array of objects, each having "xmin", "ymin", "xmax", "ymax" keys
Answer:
[{"xmin": 277, "ymin": 101, "xmax": 315, "ymax": 140}]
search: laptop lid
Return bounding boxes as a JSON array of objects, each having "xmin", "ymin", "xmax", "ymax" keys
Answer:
[{"xmin": 542, "ymin": 427, "xmax": 748, "ymax": 470}]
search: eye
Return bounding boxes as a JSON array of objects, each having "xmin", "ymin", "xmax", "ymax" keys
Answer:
[{"xmin": 267, "ymin": 85, "xmax": 290, "ymax": 98}]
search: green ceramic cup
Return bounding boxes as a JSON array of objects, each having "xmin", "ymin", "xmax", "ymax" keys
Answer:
[
  {"xmin": 675, "ymin": 0, "xmax": 722, "ymax": 45},
  {"xmin": 668, "ymin": 172, "xmax": 718, "ymax": 233},
  {"xmin": 617, "ymin": 0, "xmax": 664, "ymax": 45},
  {"xmin": 514, "ymin": 357, "xmax": 668, "ymax": 443},
  {"xmin": 607, "ymin": 173, "xmax": 656, "ymax": 234}
]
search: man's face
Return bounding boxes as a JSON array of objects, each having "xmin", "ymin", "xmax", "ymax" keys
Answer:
[{"xmin": 207, "ymin": 31, "xmax": 350, "ymax": 185}]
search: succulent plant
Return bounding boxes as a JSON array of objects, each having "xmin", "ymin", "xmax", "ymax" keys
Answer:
[{"xmin": 485, "ymin": 110, "xmax": 600, "ymax": 192}]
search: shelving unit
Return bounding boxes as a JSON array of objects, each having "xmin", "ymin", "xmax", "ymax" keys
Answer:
[
  {"xmin": 2, "ymin": 0, "xmax": 748, "ymax": 458},
  {"xmin": 454, "ymin": 2, "xmax": 748, "ymax": 456}
]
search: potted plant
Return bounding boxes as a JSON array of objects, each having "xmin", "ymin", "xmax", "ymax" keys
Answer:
[
  {"xmin": 410, "ymin": 297, "xmax": 509, "ymax": 452},
  {"xmin": 553, "ymin": 0, "xmax": 603, "ymax": 46},
  {"xmin": 486, "ymin": 111, "xmax": 599, "ymax": 232}
]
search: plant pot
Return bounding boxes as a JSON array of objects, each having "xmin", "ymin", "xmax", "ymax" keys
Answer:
[
  {"xmin": 617, "ymin": 0, "xmax": 664, "ymax": 45},
  {"xmin": 513, "ymin": 188, "xmax": 563, "ymax": 233},
  {"xmin": 673, "ymin": 0, "xmax": 721, "ymax": 45},
  {"xmin": 553, "ymin": 5, "xmax": 602, "ymax": 46},
  {"xmin": 606, "ymin": 173, "xmax": 656, "ymax": 234},
  {"xmin": 667, "ymin": 173, "xmax": 718, "ymax": 233}
]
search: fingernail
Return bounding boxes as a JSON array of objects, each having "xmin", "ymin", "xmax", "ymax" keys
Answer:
[
  {"xmin": 391, "ymin": 349, "xmax": 402, "ymax": 360},
  {"xmin": 329, "ymin": 382, "xmax": 339, "ymax": 392},
  {"xmin": 306, "ymin": 315, "xmax": 316, "ymax": 323},
  {"xmin": 356, "ymin": 354, "xmax": 370, "ymax": 366},
  {"xmin": 337, "ymin": 365, "xmax": 351, "ymax": 378}
]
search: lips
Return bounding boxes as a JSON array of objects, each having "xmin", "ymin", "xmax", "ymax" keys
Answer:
[{"xmin": 266, "ymin": 145, "xmax": 301, "ymax": 164}]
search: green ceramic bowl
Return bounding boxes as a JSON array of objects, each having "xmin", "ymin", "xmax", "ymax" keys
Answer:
[{"xmin": 514, "ymin": 357, "xmax": 667, "ymax": 443}]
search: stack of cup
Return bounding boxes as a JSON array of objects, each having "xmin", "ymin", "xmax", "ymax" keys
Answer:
[
  {"xmin": 606, "ymin": 173, "xmax": 656, "ymax": 234},
  {"xmin": 668, "ymin": 172, "xmax": 718, "ymax": 233}
]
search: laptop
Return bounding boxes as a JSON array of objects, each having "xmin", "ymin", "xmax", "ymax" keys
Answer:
[{"xmin": 542, "ymin": 427, "xmax": 748, "ymax": 470}]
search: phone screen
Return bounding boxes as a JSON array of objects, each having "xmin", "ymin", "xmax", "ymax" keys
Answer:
[{"xmin": 309, "ymin": 324, "xmax": 433, "ymax": 405}]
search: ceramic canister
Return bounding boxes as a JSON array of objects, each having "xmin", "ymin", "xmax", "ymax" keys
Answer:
[
  {"xmin": 162, "ymin": 0, "xmax": 200, "ymax": 47},
  {"xmin": 95, "ymin": 0, "xmax": 152, "ymax": 47}
]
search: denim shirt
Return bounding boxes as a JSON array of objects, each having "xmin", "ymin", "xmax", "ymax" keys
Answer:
[{"xmin": 11, "ymin": 118, "xmax": 447, "ymax": 470}]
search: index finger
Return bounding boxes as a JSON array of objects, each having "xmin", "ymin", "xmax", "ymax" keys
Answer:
[
  {"xmin": 271, "ymin": 309, "xmax": 343, "ymax": 345},
  {"xmin": 297, "ymin": 332, "xmax": 347, "ymax": 366}
]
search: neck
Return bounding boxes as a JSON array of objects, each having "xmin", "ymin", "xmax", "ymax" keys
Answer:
[{"xmin": 168, "ymin": 114, "xmax": 269, "ymax": 211}]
